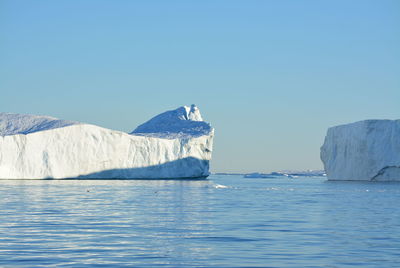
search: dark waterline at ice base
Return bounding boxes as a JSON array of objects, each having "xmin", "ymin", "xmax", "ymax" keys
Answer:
[{"xmin": 1, "ymin": 175, "xmax": 399, "ymax": 267}]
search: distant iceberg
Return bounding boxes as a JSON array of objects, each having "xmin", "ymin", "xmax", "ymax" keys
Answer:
[
  {"xmin": 244, "ymin": 170, "xmax": 326, "ymax": 179},
  {"xmin": 279, "ymin": 170, "xmax": 326, "ymax": 177},
  {"xmin": 244, "ymin": 173, "xmax": 277, "ymax": 179},
  {"xmin": 321, "ymin": 120, "xmax": 400, "ymax": 181},
  {"xmin": 0, "ymin": 105, "xmax": 214, "ymax": 179}
]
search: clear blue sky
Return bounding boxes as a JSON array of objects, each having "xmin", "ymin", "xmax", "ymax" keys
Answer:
[{"xmin": 1, "ymin": 0, "xmax": 399, "ymax": 172}]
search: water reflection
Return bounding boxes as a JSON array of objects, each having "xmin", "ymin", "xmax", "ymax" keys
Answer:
[
  {"xmin": 0, "ymin": 179, "xmax": 214, "ymax": 267},
  {"xmin": 1, "ymin": 177, "xmax": 400, "ymax": 267}
]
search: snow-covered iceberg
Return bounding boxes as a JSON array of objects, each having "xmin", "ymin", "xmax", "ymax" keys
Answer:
[
  {"xmin": 0, "ymin": 105, "xmax": 214, "ymax": 179},
  {"xmin": 321, "ymin": 120, "xmax": 400, "ymax": 181}
]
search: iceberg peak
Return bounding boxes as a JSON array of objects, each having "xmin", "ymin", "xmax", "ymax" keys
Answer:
[
  {"xmin": 131, "ymin": 105, "xmax": 212, "ymax": 139},
  {"xmin": 184, "ymin": 104, "xmax": 203, "ymax": 121}
]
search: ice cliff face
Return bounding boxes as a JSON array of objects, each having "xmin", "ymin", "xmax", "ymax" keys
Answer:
[
  {"xmin": 0, "ymin": 105, "xmax": 214, "ymax": 179},
  {"xmin": 321, "ymin": 120, "xmax": 400, "ymax": 181}
]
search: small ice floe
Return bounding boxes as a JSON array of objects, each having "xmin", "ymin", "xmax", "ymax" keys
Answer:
[
  {"xmin": 214, "ymin": 184, "xmax": 229, "ymax": 189},
  {"xmin": 265, "ymin": 187, "xmax": 280, "ymax": 191}
]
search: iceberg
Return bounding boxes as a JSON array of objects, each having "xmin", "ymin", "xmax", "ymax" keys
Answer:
[
  {"xmin": 278, "ymin": 170, "xmax": 326, "ymax": 177},
  {"xmin": 244, "ymin": 173, "xmax": 277, "ymax": 179},
  {"xmin": 321, "ymin": 120, "xmax": 400, "ymax": 181},
  {"xmin": 0, "ymin": 105, "xmax": 214, "ymax": 179},
  {"xmin": 243, "ymin": 170, "xmax": 326, "ymax": 179}
]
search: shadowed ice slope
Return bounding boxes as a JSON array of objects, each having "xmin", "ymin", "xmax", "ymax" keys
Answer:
[
  {"xmin": 131, "ymin": 104, "xmax": 212, "ymax": 139},
  {"xmin": 75, "ymin": 157, "xmax": 209, "ymax": 179}
]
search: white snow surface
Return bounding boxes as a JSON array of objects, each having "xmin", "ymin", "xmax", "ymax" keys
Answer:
[
  {"xmin": 321, "ymin": 120, "xmax": 400, "ymax": 181},
  {"xmin": 0, "ymin": 113, "xmax": 79, "ymax": 136},
  {"xmin": 0, "ymin": 105, "xmax": 214, "ymax": 179}
]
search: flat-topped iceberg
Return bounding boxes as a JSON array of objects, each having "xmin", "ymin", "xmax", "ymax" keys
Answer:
[
  {"xmin": 243, "ymin": 170, "xmax": 326, "ymax": 179},
  {"xmin": 321, "ymin": 120, "xmax": 400, "ymax": 181},
  {"xmin": 0, "ymin": 105, "xmax": 214, "ymax": 179}
]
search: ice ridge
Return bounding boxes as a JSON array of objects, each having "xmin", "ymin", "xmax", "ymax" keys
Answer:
[{"xmin": 131, "ymin": 104, "xmax": 212, "ymax": 139}]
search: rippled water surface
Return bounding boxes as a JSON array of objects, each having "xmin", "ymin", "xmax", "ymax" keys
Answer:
[{"xmin": 1, "ymin": 175, "xmax": 399, "ymax": 267}]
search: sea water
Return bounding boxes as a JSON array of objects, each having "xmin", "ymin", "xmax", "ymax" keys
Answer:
[{"xmin": 0, "ymin": 175, "xmax": 399, "ymax": 267}]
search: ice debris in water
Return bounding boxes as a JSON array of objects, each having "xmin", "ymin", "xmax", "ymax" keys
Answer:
[{"xmin": 214, "ymin": 184, "xmax": 229, "ymax": 189}]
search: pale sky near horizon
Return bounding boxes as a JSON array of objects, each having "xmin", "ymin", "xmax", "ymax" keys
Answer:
[{"xmin": 1, "ymin": 0, "xmax": 399, "ymax": 172}]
